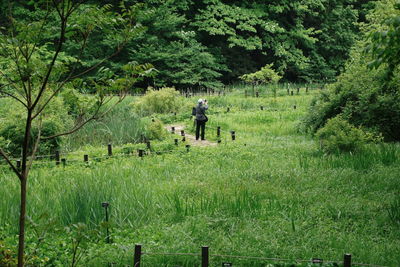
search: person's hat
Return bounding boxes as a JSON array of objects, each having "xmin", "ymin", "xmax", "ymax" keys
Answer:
[{"xmin": 198, "ymin": 99, "xmax": 203, "ymax": 103}]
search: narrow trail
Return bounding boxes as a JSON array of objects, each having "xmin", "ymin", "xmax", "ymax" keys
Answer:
[{"xmin": 166, "ymin": 124, "xmax": 217, "ymax": 147}]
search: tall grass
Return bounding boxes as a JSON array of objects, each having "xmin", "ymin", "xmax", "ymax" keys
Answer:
[{"xmin": 1, "ymin": 87, "xmax": 400, "ymax": 266}]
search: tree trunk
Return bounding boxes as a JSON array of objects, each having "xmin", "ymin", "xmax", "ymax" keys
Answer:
[
  {"xmin": 18, "ymin": 177, "xmax": 27, "ymax": 267},
  {"xmin": 18, "ymin": 109, "xmax": 32, "ymax": 267}
]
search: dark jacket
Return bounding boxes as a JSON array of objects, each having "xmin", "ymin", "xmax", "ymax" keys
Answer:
[{"xmin": 195, "ymin": 103, "xmax": 208, "ymax": 121}]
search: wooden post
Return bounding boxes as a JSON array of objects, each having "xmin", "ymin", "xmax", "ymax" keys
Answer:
[
  {"xmin": 61, "ymin": 158, "xmax": 66, "ymax": 167},
  {"xmin": 182, "ymin": 137, "xmax": 186, "ymax": 142},
  {"xmin": 134, "ymin": 244, "xmax": 142, "ymax": 267},
  {"xmin": 138, "ymin": 149, "xmax": 144, "ymax": 157},
  {"xmin": 186, "ymin": 144, "xmax": 190, "ymax": 152},
  {"xmin": 181, "ymin": 130, "xmax": 185, "ymax": 136},
  {"xmin": 217, "ymin": 126, "xmax": 221, "ymax": 137},
  {"xmin": 55, "ymin": 151, "xmax": 60, "ymax": 165},
  {"xmin": 297, "ymin": 87, "xmax": 300, "ymax": 94},
  {"xmin": 260, "ymin": 106, "xmax": 264, "ymax": 110},
  {"xmin": 227, "ymin": 107, "xmax": 230, "ymax": 113},
  {"xmin": 231, "ymin": 131, "xmax": 236, "ymax": 141},
  {"xmin": 108, "ymin": 144, "xmax": 112, "ymax": 156},
  {"xmin": 146, "ymin": 141, "xmax": 151, "ymax": 150},
  {"xmin": 287, "ymin": 88, "xmax": 289, "ymax": 95},
  {"xmin": 202, "ymin": 246, "xmax": 209, "ymax": 267},
  {"xmin": 344, "ymin": 254, "xmax": 351, "ymax": 267},
  {"xmin": 217, "ymin": 140, "xmax": 221, "ymax": 144},
  {"xmin": 255, "ymin": 91, "xmax": 259, "ymax": 98},
  {"xmin": 293, "ymin": 105, "xmax": 297, "ymax": 110},
  {"xmin": 174, "ymin": 139, "xmax": 179, "ymax": 146},
  {"xmin": 291, "ymin": 90, "xmax": 294, "ymax": 96},
  {"xmin": 84, "ymin": 154, "xmax": 88, "ymax": 163},
  {"xmin": 171, "ymin": 126, "xmax": 175, "ymax": 134}
]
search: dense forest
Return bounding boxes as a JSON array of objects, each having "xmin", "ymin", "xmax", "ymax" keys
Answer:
[{"xmin": 1, "ymin": 0, "xmax": 373, "ymax": 90}]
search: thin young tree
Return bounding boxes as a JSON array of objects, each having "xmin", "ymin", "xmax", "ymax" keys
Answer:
[{"xmin": 0, "ymin": 1, "xmax": 152, "ymax": 266}]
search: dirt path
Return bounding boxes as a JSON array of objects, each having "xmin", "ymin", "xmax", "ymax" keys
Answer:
[{"xmin": 166, "ymin": 124, "xmax": 217, "ymax": 147}]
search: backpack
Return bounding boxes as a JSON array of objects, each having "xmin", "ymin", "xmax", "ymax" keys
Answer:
[{"xmin": 191, "ymin": 107, "xmax": 196, "ymax": 116}]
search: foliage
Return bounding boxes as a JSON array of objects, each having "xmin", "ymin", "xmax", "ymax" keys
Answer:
[
  {"xmin": 129, "ymin": 2, "xmax": 225, "ymax": 89},
  {"xmin": 1, "ymin": 89, "xmax": 400, "ymax": 266},
  {"xmin": 239, "ymin": 64, "xmax": 282, "ymax": 85},
  {"xmin": 366, "ymin": 0, "xmax": 400, "ymax": 81},
  {"xmin": 0, "ymin": 97, "xmax": 73, "ymax": 157},
  {"xmin": 145, "ymin": 118, "xmax": 167, "ymax": 140},
  {"xmin": 132, "ymin": 87, "xmax": 184, "ymax": 115},
  {"xmin": 303, "ymin": 0, "xmax": 400, "ymax": 141},
  {"xmin": 315, "ymin": 116, "xmax": 380, "ymax": 153},
  {"xmin": 0, "ymin": 0, "xmax": 370, "ymax": 86}
]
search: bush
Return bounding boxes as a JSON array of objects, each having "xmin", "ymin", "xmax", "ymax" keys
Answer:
[
  {"xmin": 302, "ymin": 0, "xmax": 400, "ymax": 141},
  {"xmin": 132, "ymin": 87, "xmax": 185, "ymax": 116},
  {"xmin": 144, "ymin": 118, "xmax": 167, "ymax": 140},
  {"xmin": 316, "ymin": 116, "xmax": 381, "ymax": 153},
  {"xmin": 0, "ymin": 96, "xmax": 73, "ymax": 157}
]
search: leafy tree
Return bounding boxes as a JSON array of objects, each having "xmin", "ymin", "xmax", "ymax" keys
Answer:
[
  {"xmin": 366, "ymin": 1, "xmax": 400, "ymax": 83},
  {"xmin": 129, "ymin": 2, "xmax": 225, "ymax": 90},
  {"xmin": 239, "ymin": 64, "xmax": 281, "ymax": 96},
  {"xmin": 0, "ymin": 1, "xmax": 149, "ymax": 265},
  {"xmin": 303, "ymin": 0, "xmax": 400, "ymax": 141}
]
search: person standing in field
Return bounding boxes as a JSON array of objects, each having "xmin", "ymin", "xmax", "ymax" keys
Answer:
[{"xmin": 195, "ymin": 99, "xmax": 208, "ymax": 140}]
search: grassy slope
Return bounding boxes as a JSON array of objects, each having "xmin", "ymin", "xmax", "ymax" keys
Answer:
[{"xmin": 1, "ymin": 89, "xmax": 399, "ymax": 266}]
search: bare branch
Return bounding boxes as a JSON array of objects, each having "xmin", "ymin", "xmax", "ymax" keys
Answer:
[
  {"xmin": 27, "ymin": 7, "xmax": 53, "ymax": 61},
  {"xmin": 31, "ymin": 18, "xmax": 67, "ymax": 111},
  {"xmin": 0, "ymin": 70, "xmax": 28, "ymax": 102},
  {"xmin": 0, "ymin": 148, "xmax": 22, "ymax": 180},
  {"xmin": 0, "ymin": 90, "xmax": 28, "ymax": 108}
]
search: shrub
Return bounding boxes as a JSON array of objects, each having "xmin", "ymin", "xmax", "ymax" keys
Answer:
[
  {"xmin": 0, "ymin": 96, "xmax": 73, "ymax": 156},
  {"xmin": 132, "ymin": 87, "xmax": 184, "ymax": 116},
  {"xmin": 315, "ymin": 116, "xmax": 381, "ymax": 153},
  {"xmin": 302, "ymin": 0, "xmax": 400, "ymax": 141},
  {"xmin": 145, "ymin": 118, "xmax": 167, "ymax": 140}
]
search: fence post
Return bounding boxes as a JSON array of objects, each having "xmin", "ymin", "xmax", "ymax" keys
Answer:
[
  {"xmin": 227, "ymin": 107, "xmax": 230, "ymax": 113},
  {"xmin": 174, "ymin": 139, "xmax": 179, "ymax": 146},
  {"xmin": 138, "ymin": 149, "xmax": 144, "ymax": 157},
  {"xmin": 61, "ymin": 158, "xmax": 66, "ymax": 167},
  {"xmin": 255, "ymin": 91, "xmax": 259, "ymax": 98},
  {"xmin": 171, "ymin": 126, "xmax": 175, "ymax": 134},
  {"xmin": 55, "ymin": 151, "xmax": 60, "ymax": 165},
  {"xmin": 186, "ymin": 144, "xmax": 190, "ymax": 152},
  {"xmin": 297, "ymin": 87, "xmax": 300, "ymax": 94},
  {"xmin": 293, "ymin": 105, "xmax": 297, "ymax": 110},
  {"xmin": 108, "ymin": 144, "xmax": 113, "ymax": 156},
  {"xmin": 230, "ymin": 131, "xmax": 236, "ymax": 141},
  {"xmin": 344, "ymin": 254, "xmax": 351, "ymax": 267},
  {"xmin": 291, "ymin": 90, "xmax": 294, "ymax": 96},
  {"xmin": 134, "ymin": 244, "xmax": 142, "ymax": 267},
  {"xmin": 146, "ymin": 141, "xmax": 151, "ymax": 150},
  {"xmin": 260, "ymin": 106, "xmax": 264, "ymax": 111},
  {"xmin": 84, "ymin": 154, "xmax": 89, "ymax": 163},
  {"xmin": 202, "ymin": 246, "xmax": 209, "ymax": 267},
  {"xmin": 181, "ymin": 130, "xmax": 185, "ymax": 136},
  {"xmin": 217, "ymin": 127, "xmax": 221, "ymax": 137}
]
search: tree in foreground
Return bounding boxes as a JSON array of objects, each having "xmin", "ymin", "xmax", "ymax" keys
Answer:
[{"xmin": 0, "ymin": 1, "xmax": 152, "ymax": 266}]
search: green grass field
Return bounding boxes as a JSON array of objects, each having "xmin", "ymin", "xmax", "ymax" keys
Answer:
[{"xmin": 1, "ymin": 88, "xmax": 399, "ymax": 266}]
